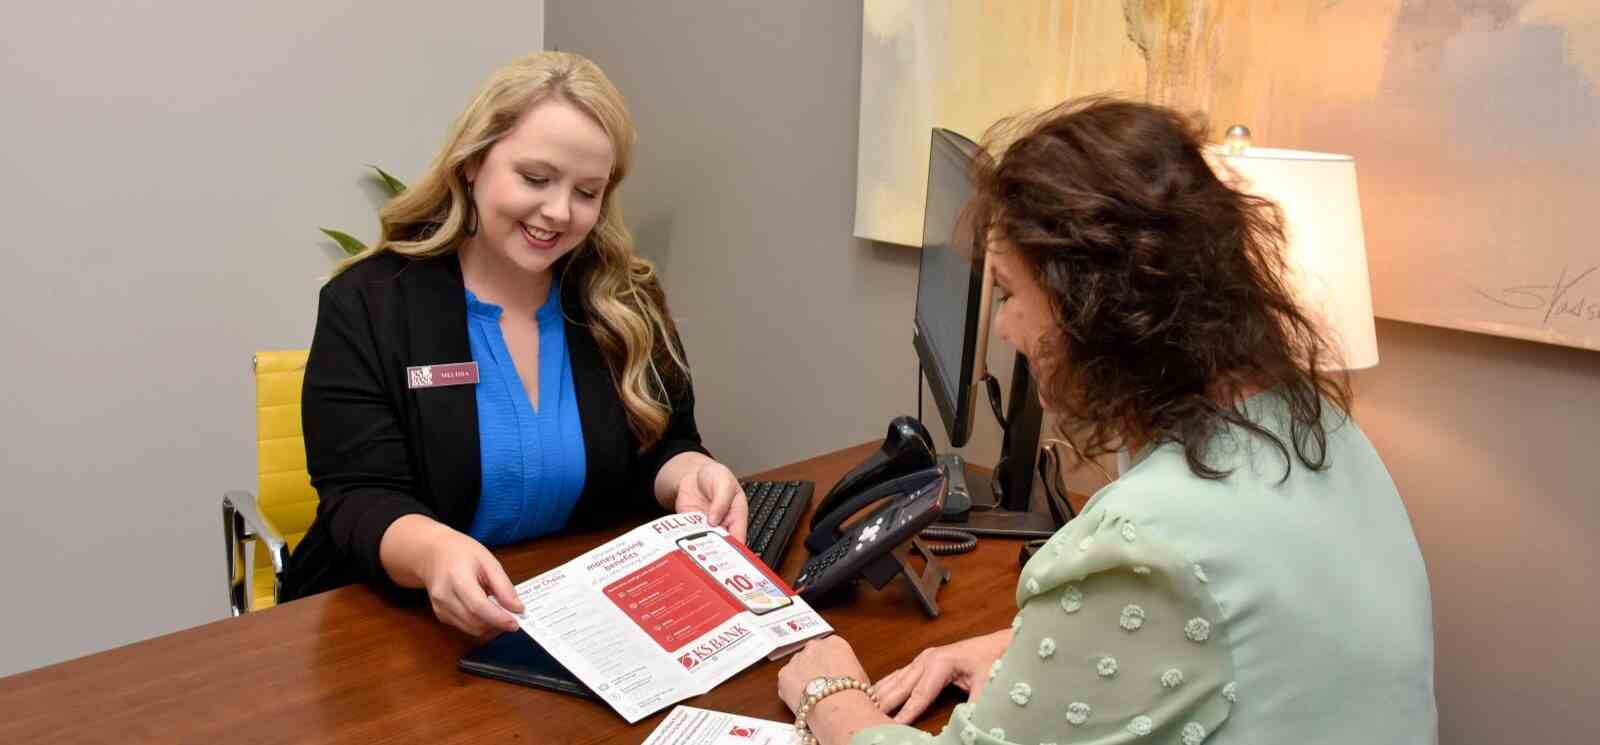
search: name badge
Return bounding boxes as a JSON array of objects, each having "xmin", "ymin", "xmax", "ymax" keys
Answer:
[{"xmin": 406, "ymin": 361, "xmax": 479, "ymax": 389}]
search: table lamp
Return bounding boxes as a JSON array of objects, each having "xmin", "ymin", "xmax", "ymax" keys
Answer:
[{"xmin": 1212, "ymin": 126, "xmax": 1380, "ymax": 370}]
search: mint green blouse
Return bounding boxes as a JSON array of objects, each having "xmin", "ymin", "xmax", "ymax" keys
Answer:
[{"xmin": 854, "ymin": 392, "xmax": 1437, "ymax": 745}]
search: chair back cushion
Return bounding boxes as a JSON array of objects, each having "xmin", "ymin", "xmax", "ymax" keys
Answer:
[{"xmin": 255, "ymin": 349, "xmax": 316, "ymax": 548}]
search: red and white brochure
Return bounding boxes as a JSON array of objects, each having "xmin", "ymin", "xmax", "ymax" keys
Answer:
[
  {"xmin": 642, "ymin": 706, "xmax": 796, "ymax": 745},
  {"xmin": 512, "ymin": 513, "xmax": 831, "ymax": 723}
]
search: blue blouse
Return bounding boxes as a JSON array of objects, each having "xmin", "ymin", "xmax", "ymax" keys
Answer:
[{"xmin": 463, "ymin": 283, "xmax": 587, "ymax": 546}]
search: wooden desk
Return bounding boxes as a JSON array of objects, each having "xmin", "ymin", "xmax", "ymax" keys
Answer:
[{"xmin": 0, "ymin": 443, "xmax": 1063, "ymax": 744}]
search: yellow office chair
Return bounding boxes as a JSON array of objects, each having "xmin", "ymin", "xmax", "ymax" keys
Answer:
[{"xmin": 222, "ymin": 349, "xmax": 318, "ymax": 615}]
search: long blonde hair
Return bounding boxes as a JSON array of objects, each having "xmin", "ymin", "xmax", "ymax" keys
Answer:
[{"xmin": 336, "ymin": 51, "xmax": 688, "ymax": 450}]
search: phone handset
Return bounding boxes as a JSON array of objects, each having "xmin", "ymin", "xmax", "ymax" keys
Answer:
[
  {"xmin": 804, "ymin": 467, "xmax": 943, "ymax": 554},
  {"xmin": 805, "ymin": 416, "xmax": 935, "ymax": 554}
]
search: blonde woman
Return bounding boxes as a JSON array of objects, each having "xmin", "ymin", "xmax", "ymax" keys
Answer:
[{"xmin": 284, "ymin": 52, "xmax": 748, "ymax": 638}]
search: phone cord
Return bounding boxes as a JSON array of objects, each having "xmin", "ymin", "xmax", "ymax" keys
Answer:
[{"xmin": 918, "ymin": 526, "xmax": 978, "ymax": 556}]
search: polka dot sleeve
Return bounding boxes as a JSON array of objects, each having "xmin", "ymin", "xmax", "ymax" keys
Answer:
[{"xmin": 852, "ymin": 509, "xmax": 1235, "ymax": 745}]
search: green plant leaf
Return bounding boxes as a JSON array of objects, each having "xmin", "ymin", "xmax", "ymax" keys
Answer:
[
  {"xmin": 319, "ymin": 228, "xmax": 368, "ymax": 256},
  {"xmin": 368, "ymin": 164, "xmax": 407, "ymax": 196}
]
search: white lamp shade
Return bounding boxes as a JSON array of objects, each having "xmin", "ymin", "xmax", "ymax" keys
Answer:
[{"xmin": 1213, "ymin": 147, "xmax": 1380, "ymax": 370}]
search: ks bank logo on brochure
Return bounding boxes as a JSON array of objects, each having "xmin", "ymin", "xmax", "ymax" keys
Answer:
[{"xmin": 674, "ymin": 624, "xmax": 752, "ymax": 670}]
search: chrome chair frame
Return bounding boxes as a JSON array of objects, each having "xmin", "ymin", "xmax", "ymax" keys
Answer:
[{"xmin": 222, "ymin": 489, "xmax": 290, "ymax": 617}]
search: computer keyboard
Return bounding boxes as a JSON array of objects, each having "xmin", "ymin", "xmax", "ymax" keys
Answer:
[{"xmin": 741, "ymin": 479, "xmax": 814, "ymax": 572}]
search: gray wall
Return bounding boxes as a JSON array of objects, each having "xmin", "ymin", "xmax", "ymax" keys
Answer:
[
  {"xmin": 549, "ymin": 2, "xmax": 1600, "ymax": 743},
  {"xmin": 0, "ymin": 1, "xmax": 543, "ymax": 676}
]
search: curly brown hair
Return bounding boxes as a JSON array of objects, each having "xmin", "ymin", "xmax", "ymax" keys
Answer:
[{"xmin": 969, "ymin": 97, "xmax": 1352, "ymax": 480}]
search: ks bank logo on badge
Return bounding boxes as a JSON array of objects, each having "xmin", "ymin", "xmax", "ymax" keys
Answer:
[{"xmin": 406, "ymin": 362, "xmax": 479, "ymax": 389}]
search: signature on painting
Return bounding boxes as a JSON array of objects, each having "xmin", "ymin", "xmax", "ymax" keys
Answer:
[{"xmin": 1470, "ymin": 265, "xmax": 1600, "ymax": 325}]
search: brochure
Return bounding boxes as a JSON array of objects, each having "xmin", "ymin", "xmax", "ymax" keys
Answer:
[
  {"xmin": 641, "ymin": 706, "xmax": 798, "ymax": 745},
  {"xmin": 512, "ymin": 512, "xmax": 832, "ymax": 722}
]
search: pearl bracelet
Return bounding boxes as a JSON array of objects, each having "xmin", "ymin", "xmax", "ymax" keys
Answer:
[{"xmin": 795, "ymin": 676, "xmax": 876, "ymax": 745}]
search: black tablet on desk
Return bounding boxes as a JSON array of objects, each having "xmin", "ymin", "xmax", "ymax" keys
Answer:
[{"xmin": 457, "ymin": 630, "xmax": 598, "ymax": 700}]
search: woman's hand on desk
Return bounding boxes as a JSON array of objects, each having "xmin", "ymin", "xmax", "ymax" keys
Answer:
[
  {"xmin": 871, "ymin": 629, "xmax": 1012, "ymax": 724},
  {"xmin": 779, "ymin": 635, "xmax": 892, "ymax": 745},
  {"xmin": 381, "ymin": 515, "xmax": 525, "ymax": 637}
]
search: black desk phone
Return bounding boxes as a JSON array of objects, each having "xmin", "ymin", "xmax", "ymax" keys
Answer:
[{"xmin": 795, "ymin": 417, "xmax": 955, "ymax": 616}]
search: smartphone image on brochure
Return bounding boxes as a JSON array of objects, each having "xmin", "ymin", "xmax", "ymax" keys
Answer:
[{"xmin": 676, "ymin": 530, "xmax": 794, "ymax": 615}]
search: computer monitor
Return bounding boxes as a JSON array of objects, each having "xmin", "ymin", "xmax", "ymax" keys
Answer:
[
  {"xmin": 913, "ymin": 128, "xmax": 1058, "ymax": 538},
  {"xmin": 913, "ymin": 129, "xmax": 985, "ymax": 448}
]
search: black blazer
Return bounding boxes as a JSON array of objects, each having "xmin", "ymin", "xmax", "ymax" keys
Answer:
[{"xmin": 283, "ymin": 251, "xmax": 707, "ymax": 601}]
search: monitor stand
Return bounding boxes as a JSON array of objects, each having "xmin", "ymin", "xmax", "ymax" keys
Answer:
[{"xmin": 937, "ymin": 453, "xmax": 1057, "ymax": 539}]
